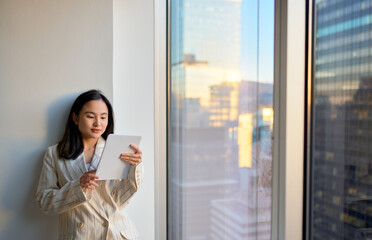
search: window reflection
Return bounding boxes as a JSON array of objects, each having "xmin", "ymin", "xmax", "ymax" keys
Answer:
[
  {"xmin": 169, "ymin": 0, "xmax": 274, "ymax": 239},
  {"xmin": 311, "ymin": 0, "xmax": 372, "ymax": 239}
]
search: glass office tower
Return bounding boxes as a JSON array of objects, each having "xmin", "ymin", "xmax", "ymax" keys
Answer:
[{"xmin": 311, "ymin": 0, "xmax": 372, "ymax": 239}]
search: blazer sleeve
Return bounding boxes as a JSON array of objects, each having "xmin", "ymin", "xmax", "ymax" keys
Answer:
[
  {"xmin": 110, "ymin": 163, "xmax": 143, "ymax": 210},
  {"xmin": 35, "ymin": 147, "xmax": 88, "ymax": 215}
]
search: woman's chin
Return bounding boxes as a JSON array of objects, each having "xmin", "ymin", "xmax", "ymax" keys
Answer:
[{"xmin": 82, "ymin": 132, "xmax": 102, "ymax": 139}]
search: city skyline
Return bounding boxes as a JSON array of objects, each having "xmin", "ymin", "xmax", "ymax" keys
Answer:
[{"xmin": 169, "ymin": 0, "xmax": 274, "ymax": 239}]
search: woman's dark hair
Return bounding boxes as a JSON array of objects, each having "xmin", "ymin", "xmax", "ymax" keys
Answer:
[{"xmin": 57, "ymin": 90, "xmax": 114, "ymax": 159}]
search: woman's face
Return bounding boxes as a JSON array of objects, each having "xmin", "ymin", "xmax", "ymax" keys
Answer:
[{"xmin": 73, "ymin": 99, "xmax": 109, "ymax": 140}]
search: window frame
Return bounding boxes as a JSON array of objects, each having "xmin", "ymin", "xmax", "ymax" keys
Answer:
[
  {"xmin": 154, "ymin": 0, "xmax": 307, "ymax": 239},
  {"xmin": 305, "ymin": 0, "xmax": 313, "ymax": 239},
  {"xmin": 154, "ymin": 0, "xmax": 168, "ymax": 238}
]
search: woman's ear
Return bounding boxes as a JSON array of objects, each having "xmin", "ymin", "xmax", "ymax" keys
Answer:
[{"xmin": 72, "ymin": 113, "xmax": 78, "ymax": 125}]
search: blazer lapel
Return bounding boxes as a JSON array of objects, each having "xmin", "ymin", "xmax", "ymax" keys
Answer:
[
  {"xmin": 87, "ymin": 137, "xmax": 109, "ymax": 220},
  {"xmin": 90, "ymin": 137, "xmax": 105, "ymax": 171},
  {"xmin": 64, "ymin": 153, "xmax": 86, "ymax": 180}
]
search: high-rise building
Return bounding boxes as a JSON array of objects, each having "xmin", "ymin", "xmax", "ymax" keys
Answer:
[
  {"xmin": 169, "ymin": 0, "xmax": 276, "ymax": 238},
  {"xmin": 169, "ymin": 0, "xmax": 243, "ymax": 239},
  {"xmin": 312, "ymin": 1, "xmax": 372, "ymax": 239},
  {"xmin": 209, "ymin": 157, "xmax": 272, "ymax": 240},
  {"xmin": 210, "ymin": 189, "xmax": 271, "ymax": 240}
]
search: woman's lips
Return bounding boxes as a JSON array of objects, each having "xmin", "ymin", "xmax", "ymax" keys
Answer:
[{"xmin": 91, "ymin": 129, "xmax": 101, "ymax": 133}]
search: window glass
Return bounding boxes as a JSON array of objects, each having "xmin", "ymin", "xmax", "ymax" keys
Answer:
[
  {"xmin": 168, "ymin": 0, "xmax": 275, "ymax": 239},
  {"xmin": 310, "ymin": 0, "xmax": 372, "ymax": 239}
]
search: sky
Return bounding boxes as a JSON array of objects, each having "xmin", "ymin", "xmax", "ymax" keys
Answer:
[{"xmin": 241, "ymin": 0, "xmax": 274, "ymax": 83}]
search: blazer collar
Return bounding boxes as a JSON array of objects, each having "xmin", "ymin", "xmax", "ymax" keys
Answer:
[
  {"xmin": 89, "ymin": 137, "xmax": 105, "ymax": 171},
  {"xmin": 71, "ymin": 137, "xmax": 106, "ymax": 174}
]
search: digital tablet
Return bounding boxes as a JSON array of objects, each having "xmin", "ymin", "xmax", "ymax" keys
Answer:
[{"xmin": 96, "ymin": 134, "xmax": 142, "ymax": 180}]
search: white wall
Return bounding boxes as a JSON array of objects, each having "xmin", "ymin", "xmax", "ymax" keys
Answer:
[
  {"xmin": 0, "ymin": 1, "xmax": 113, "ymax": 239},
  {"xmin": 113, "ymin": 0, "xmax": 155, "ymax": 239}
]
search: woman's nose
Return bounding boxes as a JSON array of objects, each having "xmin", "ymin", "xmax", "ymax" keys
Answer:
[{"xmin": 93, "ymin": 118, "xmax": 99, "ymax": 126}]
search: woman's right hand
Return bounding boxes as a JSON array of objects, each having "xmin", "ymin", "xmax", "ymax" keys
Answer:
[{"xmin": 80, "ymin": 170, "xmax": 99, "ymax": 193}]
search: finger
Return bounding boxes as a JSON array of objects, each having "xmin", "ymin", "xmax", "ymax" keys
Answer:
[
  {"xmin": 89, "ymin": 183, "xmax": 99, "ymax": 188},
  {"xmin": 87, "ymin": 177, "xmax": 96, "ymax": 183},
  {"xmin": 120, "ymin": 155, "xmax": 141, "ymax": 162},
  {"xmin": 123, "ymin": 159, "xmax": 141, "ymax": 166},
  {"xmin": 87, "ymin": 185, "xmax": 96, "ymax": 190},
  {"xmin": 130, "ymin": 144, "xmax": 142, "ymax": 154},
  {"xmin": 120, "ymin": 156, "xmax": 130, "ymax": 162},
  {"xmin": 89, "ymin": 181, "xmax": 99, "ymax": 187},
  {"xmin": 82, "ymin": 174, "xmax": 95, "ymax": 181},
  {"xmin": 121, "ymin": 158, "xmax": 142, "ymax": 165},
  {"xmin": 86, "ymin": 169, "xmax": 97, "ymax": 174},
  {"xmin": 121, "ymin": 153, "xmax": 142, "ymax": 159},
  {"xmin": 121, "ymin": 153, "xmax": 136, "ymax": 157},
  {"xmin": 124, "ymin": 155, "xmax": 142, "ymax": 161},
  {"xmin": 85, "ymin": 175, "xmax": 99, "ymax": 182},
  {"xmin": 121, "ymin": 154, "xmax": 142, "ymax": 161},
  {"xmin": 87, "ymin": 174, "xmax": 99, "ymax": 179},
  {"xmin": 120, "ymin": 157, "xmax": 130, "ymax": 163}
]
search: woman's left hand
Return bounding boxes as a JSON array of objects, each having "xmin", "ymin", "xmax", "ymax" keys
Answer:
[{"xmin": 120, "ymin": 144, "xmax": 142, "ymax": 166}]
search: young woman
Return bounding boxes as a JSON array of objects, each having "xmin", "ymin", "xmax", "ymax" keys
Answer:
[{"xmin": 35, "ymin": 90, "xmax": 143, "ymax": 240}]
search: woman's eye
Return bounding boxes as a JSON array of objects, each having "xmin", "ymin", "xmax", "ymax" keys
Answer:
[
  {"xmin": 87, "ymin": 116, "xmax": 94, "ymax": 119},
  {"xmin": 101, "ymin": 117, "xmax": 107, "ymax": 120}
]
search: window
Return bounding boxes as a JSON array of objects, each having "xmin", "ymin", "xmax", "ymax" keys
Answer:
[
  {"xmin": 309, "ymin": 0, "xmax": 372, "ymax": 239},
  {"xmin": 168, "ymin": 0, "xmax": 275, "ymax": 239}
]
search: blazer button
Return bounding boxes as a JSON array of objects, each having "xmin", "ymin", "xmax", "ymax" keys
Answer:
[
  {"xmin": 77, "ymin": 222, "xmax": 84, "ymax": 228},
  {"xmin": 103, "ymin": 222, "xmax": 108, "ymax": 227}
]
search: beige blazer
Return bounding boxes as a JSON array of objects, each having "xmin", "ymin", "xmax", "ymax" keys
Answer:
[{"xmin": 35, "ymin": 137, "xmax": 143, "ymax": 240}]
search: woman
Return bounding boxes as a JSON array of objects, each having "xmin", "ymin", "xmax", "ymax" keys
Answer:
[{"xmin": 35, "ymin": 90, "xmax": 143, "ymax": 240}]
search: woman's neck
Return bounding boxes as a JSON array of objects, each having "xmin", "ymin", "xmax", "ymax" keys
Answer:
[{"xmin": 82, "ymin": 137, "xmax": 99, "ymax": 151}]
